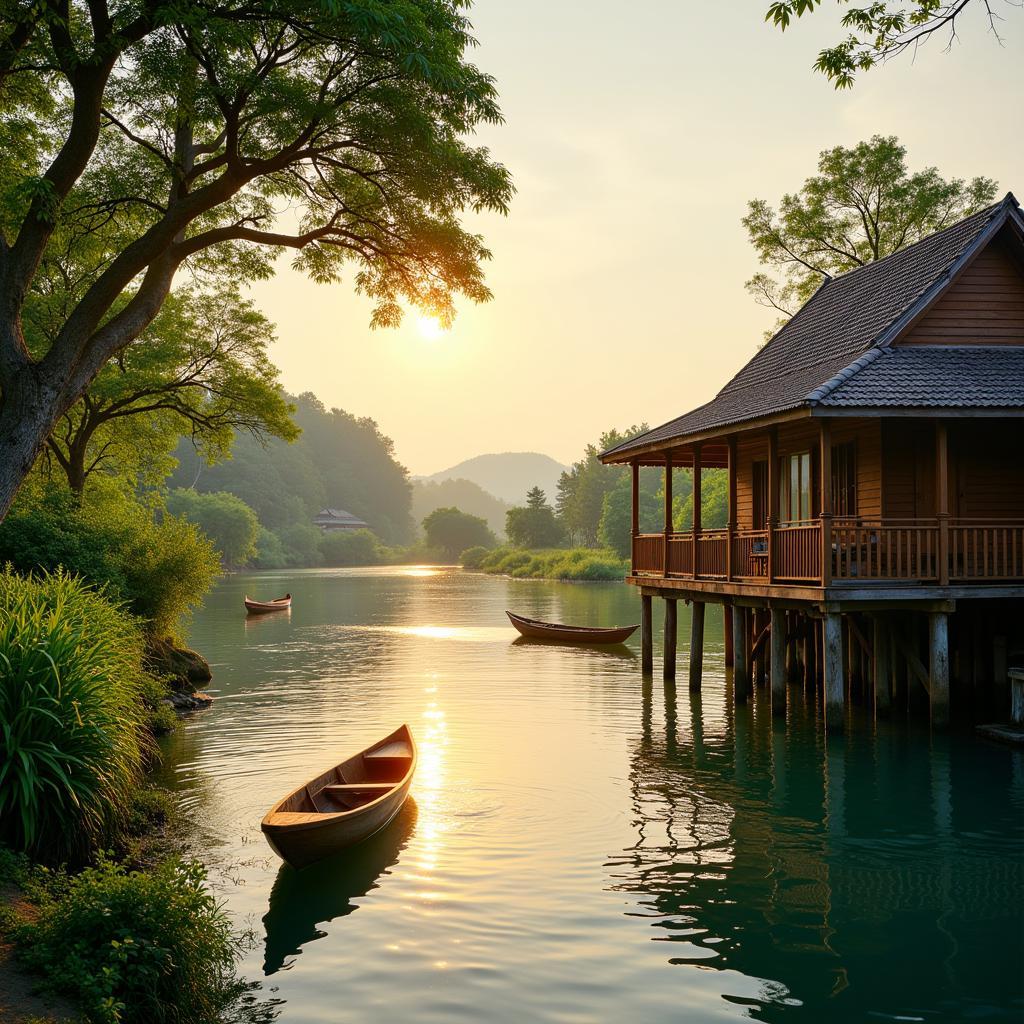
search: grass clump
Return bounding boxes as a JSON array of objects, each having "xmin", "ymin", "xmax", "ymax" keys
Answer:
[
  {"xmin": 12, "ymin": 855, "xmax": 271, "ymax": 1024},
  {"xmin": 0, "ymin": 568, "xmax": 150, "ymax": 864},
  {"xmin": 470, "ymin": 546, "xmax": 628, "ymax": 581}
]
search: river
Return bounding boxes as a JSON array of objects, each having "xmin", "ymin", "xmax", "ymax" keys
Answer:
[{"xmin": 157, "ymin": 566, "xmax": 1024, "ymax": 1023}]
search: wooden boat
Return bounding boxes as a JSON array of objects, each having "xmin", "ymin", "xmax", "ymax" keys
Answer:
[
  {"xmin": 261, "ymin": 725, "xmax": 416, "ymax": 869},
  {"xmin": 244, "ymin": 593, "xmax": 292, "ymax": 614},
  {"xmin": 506, "ymin": 610, "xmax": 639, "ymax": 645}
]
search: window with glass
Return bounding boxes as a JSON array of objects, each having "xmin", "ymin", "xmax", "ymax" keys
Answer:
[{"xmin": 779, "ymin": 451, "xmax": 812, "ymax": 523}]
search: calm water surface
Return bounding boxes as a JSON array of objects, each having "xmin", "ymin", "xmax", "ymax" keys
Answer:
[{"xmin": 158, "ymin": 567, "xmax": 1024, "ymax": 1023}]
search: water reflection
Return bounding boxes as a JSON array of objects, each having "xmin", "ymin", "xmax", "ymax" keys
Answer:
[
  {"xmin": 510, "ymin": 636, "xmax": 637, "ymax": 661},
  {"xmin": 611, "ymin": 678, "xmax": 1024, "ymax": 1021},
  {"xmin": 262, "ymin": 800, "xmax": 419, "ymax": 975}
]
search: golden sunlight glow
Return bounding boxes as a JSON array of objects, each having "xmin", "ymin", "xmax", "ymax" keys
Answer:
[{"xmin": 416, "ymin": 315, "xmax": 445, "ymax": 341}]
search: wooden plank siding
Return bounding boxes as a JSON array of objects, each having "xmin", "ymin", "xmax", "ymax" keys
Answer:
[{"xmin": 899, "ymin": 235, "xmax": 1024, "ymax": 346}]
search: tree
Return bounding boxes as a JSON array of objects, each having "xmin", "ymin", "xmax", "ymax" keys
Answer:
[
  {"xmin": 597, "ymin": 471, "xmax": 663, "ymax": 558},
  {"xmin": 412, "ymin": 478, "xmax": 509, "ymax": 538},
  {"xmin": 37, "ymin": 288, "xmax": 296, "ymax": 494},
  {"xmin": 743, "ymin": 137, "xmax": 996, "ymax": 326},
  {"xmin": 506, "ymin": 487, "xmax": 565, "ymax": 549},
  {"xmin": 765, "ymin": 1, "xmax": 1015, "ymax": 88},
  {"xmin": 166, "ymin": 488, "xmax": 259, "ymax": 568},
  {"xmin": 422, "ymin": 506, "xmax": 495, "ymax": 560},
  {"xmin": 0, "ymin": 0, "xmax": 513, "ymax": 519},
  {"xmin": 673, "ymin": 470, "xmax": 728, "ymax": 531}
]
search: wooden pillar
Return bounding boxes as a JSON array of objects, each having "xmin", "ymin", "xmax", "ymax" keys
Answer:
[
  {"xmin": 663, "ymin": 598, "xmax": 678, "ymax": 680},
  {"xmin": 692, "ymin": 443, "xmax": 702, "ymax": 579},
  {"xmin": 630, "ymin": 461, "xmax": 639, "ymax": 574},
  {"xmin": 935, "ymin": 421, "xmax": 950, "ymax": 586},
  {"xmin": 770, "ymin": 605, "xmax": 786, "ymax": 717},
  {"xmin": 819, "ymin": 419, "xmax": 833, "ymax": 587},
  {"xmin": 929, "ymin": 611, "xmax": 950, "ymax": 728},
  {"xmin": 801, "ymin": 617, "xmax": 811, "ymax": 689},
  {"xmin": 823, "ymin": 612, "xmax": 845, "ymax": 732},
  {"xmin": 689, "ymin": 601, "xmax": 705, "ymax": 693},
  {"xmin": 641, "ymin": 594, "xmax": 653, "ymax": 674},
  {"xmin": 994, "ymin": 634, "xmax": 1009, "ymax": 718},
  {"xmin": 663, "ymin": 452, "xmax": 672, "ymax": 578},
  {"xmin": 726, "ymin": 436, "xmax": 736, "ymax": 581},
  {"xmin": 767, "ymin": 427, "xmax": 778, "ymax": 582},
  {"xmin": 754, "ymin": 610, "xmax": 767, "ymax": 688},
  {"xmin": 873, "ymin": 615, "xmax": 891, "ymax": 717},
  {"xmin": 733, "ymin": 605, "xmax": 751, "ymax": 704},
  {"xmin": 723, "ymin": 602, "xmax": 734, "ymax": 667}
]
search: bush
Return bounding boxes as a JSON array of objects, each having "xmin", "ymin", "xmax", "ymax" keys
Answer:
[
  {"xmin": 459, "ymin": 545, "xmax": 490, "ymax": 570},
  {"xmin": 319, "ymin": 529, "xmax": 386, "ymax": 566},
  {"xmin": 421, "ymin": 507, "xmax": 496, "ymax": 561},
  {"xmin": 475, "ymin": 546, "xmax": 628, "ymax": 581},
  {"xmin": 16, "ymin": 856, "xmax": 260, "ymax": 1024},
  {"xmin": 166, "ymin": 489, "xmax": 260, "ymax": 568},
  {"xmin": 0, "ymin": 568, "xmax": 150, "ymax": 863},
  {"xmin": 277, "ymin": 523, "xmax": 323, "ymax": 567},
  {"xmin": 252, "ymin": 527, "xmax": 288, "ymax": 569},
  {"xmin": 0, "ymin": 483, "xmax": 218, "ymax": 638}
]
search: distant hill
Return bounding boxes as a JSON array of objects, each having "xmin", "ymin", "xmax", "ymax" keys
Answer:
[
  {"xmin": 417, "ymin": 452, "xmax": 569, "ymax": 506},
  {"xmin": 411, "ymin": 478, "xmax": 510, "ymax": 538}
]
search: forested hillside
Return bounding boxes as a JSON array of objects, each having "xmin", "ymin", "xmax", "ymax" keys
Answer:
[{"xmin": 412, "ymin": 478, "xmax": 510, "ymax": 537}]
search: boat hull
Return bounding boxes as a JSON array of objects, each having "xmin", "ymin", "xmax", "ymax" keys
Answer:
[
  {"xmin": 506, "ymin": 610, "xmax": 638, "ymax": 645},
  {"xmin": 245, "ymin": 596, "xmax": 291, "ymax": 614}
]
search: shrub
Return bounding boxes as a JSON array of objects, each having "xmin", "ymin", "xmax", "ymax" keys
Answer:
[
  {"xmin": 473, "ymin": 546, "xmax": 628, "ymax": 581},
  {"xmin": 459, "ymin": 545, "xmax": 490, "ymax": 570},
  {"xmin": 0, "ymin": 483, "xmax": 218, "ymax": 638},
  {"xmin": 421, "ymin": 506, "xmax": 496, "ymax": 561},
  {"xmin": 277, "ymin": 523, "xmax": 323, "ymax": 567},
  {"xmin": 252, "ymin": 527, "xmax": 288, "ymax": 569},
  {"xmin": 16, "ymin": 856, "xmax": 260, "ymax": 1024},
  {"xmin": 0, "ymin": 569, "xmax": 149, "ymax": 863},
  {"xmin": 319, "ymin": 529, "xmax": 385, "ymax": 566},
  {"xmin": 166, "ymin": 489, "xmax": 260, "ymax": 568}
]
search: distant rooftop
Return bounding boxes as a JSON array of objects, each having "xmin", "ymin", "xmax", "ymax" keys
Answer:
[{"xmin": 313, "ymin": 508, "xmax": 369, "ymax": 530}]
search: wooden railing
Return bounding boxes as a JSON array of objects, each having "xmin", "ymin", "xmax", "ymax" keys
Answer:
[
  {"xmin": 831, "ymin": 519, "xmax": 939, "ymax": 582},
  {"xmin": 950, "ymin": 520, "xmax": 1024, "ymax": 580},
  {"xmin": 631, "ymin": 520, "xmax": 1024, "ymax": 586}
]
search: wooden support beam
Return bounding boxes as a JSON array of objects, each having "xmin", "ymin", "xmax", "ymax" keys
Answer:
[
  {"xmin": 630, "ymin": 461, "xmax": 640, "ymax": 538},
  {"xmin": 689, "ymin": 601, "xmax": 705, "ymax": 693},
  {"xmin": 726, "ymin": 436, "xmax": 736, "ymax": 581},
  {"xmin": 935, "ymin": 421, "xmax": 950, "ymax": 587},
  {"xmin": 767, "ymin": 428, "xmax": 778, "ymax": 583},
  {"xmin": 641, "ymin": 594, "xmax": 653, "ymax": 675},
  {"xmin": 664, "ymin": 598, "xmax": 678, "ymax": 681},
  {"xmin": 892, "ymin": 628, "xmax": 930, "ymax": 694},
  {"xmin": 823, "ymin": 612, "xmax": 845, "ymax": 732},
  {"xmin": 770, "ymin": 606, "xmax": 786, "ymax": 717},
  {"xmin": 733, "ymin": 604, "xmax": 751, "ymax": 704},
  {"xmin": 692, "ymin": 443, "xmax": 702, "ymax": 579},
  {"xmin": 819, "ymin": 419, "xmax": 833, "ymax": 587},
  {"xmin": 873, "ymin": 616, "xmax": 891, "ymax": 717},
  {"xmin": 663, "ymin": 452, "xmax": 673, "ymax": 579},
  {"xmin": 929, "ymin": 611, "xmax": 950, "ymax": 728},
  {"xmin": 723, "ymin": 602, "xmax": 734, "ymax": 667},
  {"xmin": 750, "ymin": 619, "xmax": 771, "ymax": 662}
]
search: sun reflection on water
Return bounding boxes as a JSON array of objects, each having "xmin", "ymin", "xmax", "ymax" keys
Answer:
[{"xmin": 411, "ymin": 678, "xmax": 449, "ymax": 902}]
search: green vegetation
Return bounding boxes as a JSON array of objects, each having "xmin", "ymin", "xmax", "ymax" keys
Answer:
[
  {"xmin": 423, "ymin": 507, "xmax": 497, "ymax": 561},
  {"xmin": 412, "ymin": 477, "xmax": 510, "ymax": 538},
  {"xmin": 0, "ymin": 569, "xmax": 149, "ymax": 864},
  {"xmin": 319, "ymin": 529, "xmax": 392, "ymax": 568},
  {"xmin": 506, "ymin": 487, "xmax": 566, "ymax": 549},
  {"xmin": 468, "ymin": 546, "xmax": 628, "ymax": 581},
  {"xmin": 744, "ymin": 136, "xmax": 996, "ymax": 327},
  {"xmin": 166, "ymin": 490, "xmax": 260, "ymax": 570},
  {"xmin": 0, "ymin": 0, "xmax": 512, "ymax": 520},
  {"xmin": 0, "ymin": 483, "xmax": 218, "ymax": 640},
  {"xmin": 765, "ymin": 1, "xmax": 1008, "ymax": 87},
  {"xmin": 3, "ymin": 852, "xmax": 270, "ymax": 1024}
]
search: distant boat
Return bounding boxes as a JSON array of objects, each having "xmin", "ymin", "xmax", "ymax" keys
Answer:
[
  {"xmin": 261, "ymin": 725, "xmax": 416, "ymax": 869},
  {"xmin": 244, "ymin": 593, "xmax": 292, "ymax": 614},
  {"xmin": 505, "ymin": 610, "xmax": 639, "ymax": 645}
]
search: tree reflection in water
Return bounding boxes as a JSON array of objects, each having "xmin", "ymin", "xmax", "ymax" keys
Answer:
[{"xmin": 608, "ymin": 675, "xmax": 1024, "ymax": 1021}]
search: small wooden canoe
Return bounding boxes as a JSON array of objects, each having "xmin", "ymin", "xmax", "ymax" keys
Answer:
[
  {"xmin": 506, "ymin": 610, "xmax": 639, "ymax": 645},
  {"xmin": 261, "ymin": 725, "xmax": 416, "ymax": 869},
  {"xmin": 244, "ymin": 593, "xmax": 292, "ymax": 614}
]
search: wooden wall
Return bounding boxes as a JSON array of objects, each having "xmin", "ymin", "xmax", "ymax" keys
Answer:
[
  {"xmin": 881, "ymin": 421, "xmax": 936, "ymax": 518},
  {"xmin": 899, "ymin": 233, "xmax": 1024, "ymax": 346}
]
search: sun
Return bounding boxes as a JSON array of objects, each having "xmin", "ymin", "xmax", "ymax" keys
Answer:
[{"xmin": 417, "ymin": 315, "xmax": 445, "ymax": 341}]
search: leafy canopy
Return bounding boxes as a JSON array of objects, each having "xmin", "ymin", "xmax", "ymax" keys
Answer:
[
  {"xmin": 743, "ymin": 135, "xmax": 996, "ymax": 326},
  {"xmin": 765, "ymin": 1, "xmax": 1016, "ymax": 87},
  {"xmin": 422, "ymin": 505, "xmax": 495, "ymax": 560}
]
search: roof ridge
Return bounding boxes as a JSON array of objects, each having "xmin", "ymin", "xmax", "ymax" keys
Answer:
[{"xmin": 805, "ymin": 347, "xmax": 886, "ymax": 404}]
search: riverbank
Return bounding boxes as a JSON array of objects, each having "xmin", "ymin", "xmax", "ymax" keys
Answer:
[{"xmin": 462, "ymin": 545, "xmax": 628, "ymax": 580}]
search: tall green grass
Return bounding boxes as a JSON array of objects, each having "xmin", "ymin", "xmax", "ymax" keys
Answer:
[
  {"xmin": 0, "ymin": 568, "xmax": 149, "ymax": 863},
  {"xmin": 464, "ymin": 546, "xmax": 628, "ymax": 581}
]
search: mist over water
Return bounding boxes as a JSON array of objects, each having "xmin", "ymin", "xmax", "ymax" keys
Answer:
[{"xmin": 158, "ymin": 567, "xmax": 1024, "ymax": 1023}]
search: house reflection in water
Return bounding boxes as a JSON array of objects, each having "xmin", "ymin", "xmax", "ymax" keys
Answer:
[{"xmin": 607, "ymin": 679, "xmax": 1024, "ymax": 1021}]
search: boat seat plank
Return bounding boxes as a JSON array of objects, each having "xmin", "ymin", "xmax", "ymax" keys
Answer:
[
  {"xmin": 321, "ymin": 783, "xmax": 394, "ymax": 795},
  {"xmin": 364, "ymin": 743, "xmax": 412, "ymax": 759}
]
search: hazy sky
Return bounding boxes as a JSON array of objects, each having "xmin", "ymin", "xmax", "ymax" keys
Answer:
[{"xmin": 251, "ymin": 0, "xmax": 1024, "ymax": 476}]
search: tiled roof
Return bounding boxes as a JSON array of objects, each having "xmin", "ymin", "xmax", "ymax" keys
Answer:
[
  {"xmin": 313, "ymin": 508, "xmax": 368, "ymax": 526},
  {"xmin": 603, "ymin": 193, "xmax": 1023, "ymax": 461},
  {"xmin": 816, "ymin": 346, "xmax": 1024, "ymax": 408}
]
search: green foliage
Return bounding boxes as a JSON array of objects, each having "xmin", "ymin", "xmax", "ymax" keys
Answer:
[
  {"xmin": 276, "ymin": 524, "xmax": 324, "ymax": 569},
  {"xmin": 15, "ymin": 856, "xmax": 266, "ymax": 1024},
  {"xmin": 475, "ymin": 546, "xmax": 628, "ymax": 581},
  {"xmin": 744, "ymin": 136, "xmax": 997, "ymax": 327},
  {"xmin": 459, "ymin": 545, "xmax": 491, "ymax": 570},
  {"xmin": 319, "ymin": 529, "xmax": 387, "ymax": 567},
  {"xmin": 556, "ymin": 426, "xmax": 650, "ymax": 547},
  {"xmin": 505, "ymin": 487, "xmax": 566, "ymax": 549},
  {"xmin": 0, "ymin": 569, "xmax": 149, "ymax": 863},
  {"xmin": 0, "ymin": 483, "xmax": 218, "ymax": 638},
  {"xmin": 166, "ymin": 490, "xmax": 260, "ymax": 569},
  {"xmin": 252, "ymin": 528, "xmax": 288, "ymax": 570},
  {"xmin": 764, "ymin": 0, "xmax": 1006, "ymax": 87},
  {"xmin": 412, "ymin": 477, "xmax": 509, "ymax": 537},
  {"xmin": 673, "ymin": 469, "xmax": 729, "ymax": 531},
  {"xmin": 422, "ymin": 507, "xmax": 496, "ymax": 561},
  {"xmin": 597, "ymin": 471, "xmax": 664, "ymax": 558}
]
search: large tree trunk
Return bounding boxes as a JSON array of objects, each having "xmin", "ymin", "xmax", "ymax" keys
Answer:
[{"xmin": 0, "ymin": 368, "xmax": 67, "ymax": 520}]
